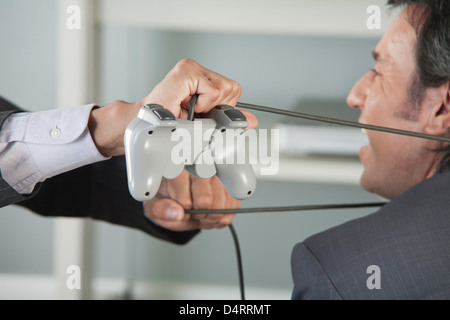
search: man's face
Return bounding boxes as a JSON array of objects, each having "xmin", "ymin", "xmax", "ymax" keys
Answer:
[{"xmin": 347, "ymin": 8, "xmax": 439, "ymax": 199}]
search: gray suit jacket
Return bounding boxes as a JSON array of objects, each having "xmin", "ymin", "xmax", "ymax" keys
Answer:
[
  {"xmin": 0, "ymin": 96, "xmax": 198, "ymax": 245},
  {"xmin": 291, "ymin": 168, "xmax": 450, "ymax": 299}
]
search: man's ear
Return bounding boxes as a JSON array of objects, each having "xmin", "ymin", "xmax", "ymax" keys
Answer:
[{"xmin": 425, "ymin": 82, "xmax": 450, "ymax": 136}]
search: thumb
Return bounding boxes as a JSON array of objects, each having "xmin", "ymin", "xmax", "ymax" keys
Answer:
[{"xmin": 145, "ymin": 198, "xmax": 186, "ymax": 222}]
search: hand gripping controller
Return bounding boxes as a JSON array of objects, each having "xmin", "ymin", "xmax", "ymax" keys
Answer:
[{"xmin": 124, "ymin": 104, "xmax": 257, "ymax": 202}]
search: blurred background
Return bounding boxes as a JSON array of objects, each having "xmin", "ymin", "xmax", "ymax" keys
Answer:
[{"xmin": 0, "ymin": 0, "xmax": 396, "ymax": 299}]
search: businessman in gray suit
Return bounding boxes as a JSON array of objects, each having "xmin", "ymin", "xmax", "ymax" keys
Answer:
[
  {"xmin": 0, "ymin": 58, "xmax": 256, "ymax": 242},
  {"xmin": 291, "ymin": 0, "xmax": 450, "ymax": 299}
]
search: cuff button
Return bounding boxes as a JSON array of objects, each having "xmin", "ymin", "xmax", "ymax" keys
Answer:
[{"xmin": 50, "ymin": 128, "xmax": 61, "ymax": 138}]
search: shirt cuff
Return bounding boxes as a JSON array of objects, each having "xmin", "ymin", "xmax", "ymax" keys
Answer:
[{"xmin": 0, "ymin": 104, "xmax": 110, "ymax": 194}]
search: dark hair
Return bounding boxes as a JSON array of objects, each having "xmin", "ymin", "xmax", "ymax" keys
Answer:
[{"xmin": 387, "ymin": 0, "xmax": 450, "ymax": 170}]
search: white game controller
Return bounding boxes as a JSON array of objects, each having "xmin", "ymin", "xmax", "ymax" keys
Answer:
[{"xmin": 124, "ymin": 104, "xmax": 257, "ymax": 202}]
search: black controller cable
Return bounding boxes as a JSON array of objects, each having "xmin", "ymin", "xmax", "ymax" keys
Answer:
[
  {"xmin": 188, "ymin": 94, "xmax": 198, "ymax": 121},
  {"xmin": 183, "ymin": 98, "xmax": 450, "ymax": 300},
  {"xmin": 184, "ymin": 202, "xmax": 387, "ymax": 215},
  {"xmin": 236, "ymin": 101, "xmax": 450, "ymax": 143},
  {"xmin": 228, "ymin": 223, "xmax": 245, "ymax": 300}
]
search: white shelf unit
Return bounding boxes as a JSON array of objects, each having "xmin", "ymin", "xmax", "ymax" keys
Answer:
[
  {"xmin": 97, "ymin": 0, "xmax": 398, "ymax": 38},
  {"xmin": 254, "ymin": 155, "xmax": 363, "ymax": 185}
]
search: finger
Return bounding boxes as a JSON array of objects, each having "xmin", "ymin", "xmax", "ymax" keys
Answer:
[
  {"xmin": 190, "ymin": 175, "xmax": 214, "ymax": 220},
  {"xmin": 210, "ymin": 176, "xmax": 227, "ymax": 210},
  {"xmin": 178, "ymin": 107, "xmax": 189, "ymax": 119},
  {"xmin": 225, "ymin": 192, "xmax": 242, "ymax": 211},
  {"xmin": 193, "ymin": 176, "xmax": 227, "ymax": 227},
  {"xmin": 165, "ymin": 170, "xmax": 193, "ymax": 210},
  {"xmin": 193, "ymin": 176, "xmax": 240, "ymax": 229},
  {"xmin": 204, "ymin": 176, "xmax": 236, "ymax": 228},
  {"xmin": 240, "ymin": 110, "xmax": 259, "ymax": 129},
  {"xmin": 196, "ymin": 80, "xmax": 241, "ymax": 112},
  {"xmin": 141, "ymin": 59, "xmax": 217, "ymax": 117},
  {"xmin": 169, "ymin": 59, "xmax": 224, "ymax": 114},
  {"xmin": 193, "ymin": 69, "xmax": 242, "ymax": 113},
  {"xmin": 203, "ymin": 67, "xmax": 242, "ymax": 106}
]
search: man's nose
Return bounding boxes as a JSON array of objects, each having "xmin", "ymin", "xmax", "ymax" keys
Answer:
[{"xmin": 347, "ymin": 72, "xmax": 371, "ymax": 111}]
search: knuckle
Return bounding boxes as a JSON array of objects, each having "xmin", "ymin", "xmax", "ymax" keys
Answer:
[
  {"xmin": 233, "ymin": 82, "xmax": 242, "ymax": 97},
  {"xmin": 224, "ymin": 81, "xmax": 234, "ymax": 95},
  {"xmin": 195, "ymin": 195, "xmax": 213, "ymax": 209},
  {"xmin": 174, "ymin": 58, "xmax": 194, "ymax": 73},
  {"xmin": 201, "ymin": 89, "xmax": 220, "ymax": 110},
  {"xmin": 211, "ymin": 87, "xmax": 221, "ymax": 101},
  {"xmin": 182, "ymin": 200, "xmax": 193, "ymax": 209},
  {"xmin": 178, "ymin": 196, "xmax": 192, "ymax": 209}
]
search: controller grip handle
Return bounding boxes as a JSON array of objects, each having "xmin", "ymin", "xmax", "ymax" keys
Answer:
[
  {"xmin": 215, "ymin": 163, "xmax": 256, "ymax": 200},
  {"xmin": 125, "ymin": 119, "xmax": 177, "ymax": 201}
]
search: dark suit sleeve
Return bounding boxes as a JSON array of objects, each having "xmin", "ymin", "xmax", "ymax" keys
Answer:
[
  {"xmin": 0, "ymin": 95, "xmax": 199, "ymax": 245},
  {"xmin": 0, "ymin": 96, "xmax": 22, "ymax": 112},
  {"xmin": 17, "ymin": 156, "xmax": 199, "ymax": 245},
  {"xmin": 0, "ymin": 97, "xmax": 41, "ymax": 206}
]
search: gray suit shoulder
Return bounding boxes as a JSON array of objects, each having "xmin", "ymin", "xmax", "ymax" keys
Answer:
[
  {"xmin": 291, "ymin": 242, "xmax": 342, "ymax": 300},
  {"xmin": 291, "ymin": 169, "xmax": 450, "ymax": 299}
]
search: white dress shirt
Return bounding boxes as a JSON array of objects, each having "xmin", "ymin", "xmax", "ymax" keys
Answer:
[{"xmin": 0, "ymin": 104, "xmax": 110, "ymax": 194}]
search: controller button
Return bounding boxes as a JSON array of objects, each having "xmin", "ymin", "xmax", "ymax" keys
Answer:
[
  {"xmin": 215, "ymin": 105, "xmax": 231, "ymax": 110},
  {"xmin": 224, "ymin": 109, "xmax": 246, "ymax": 121},
  {"xmin": 144, "ymin": 104, "xmax": 163, "ymax": 110},
  {"xmin": 153, "ymin": 109, "xmax": 176, "ymax": 120}
]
